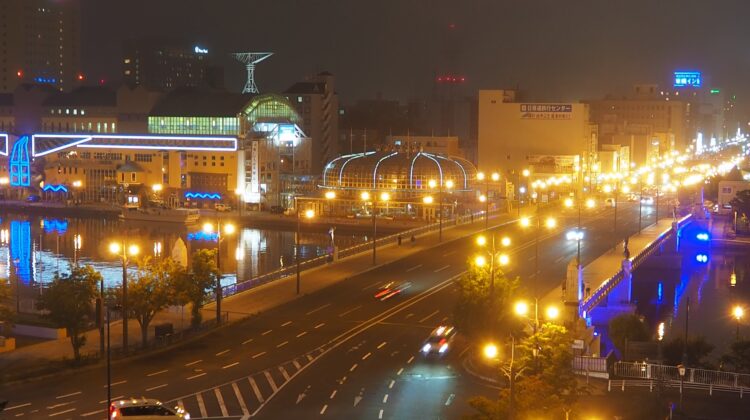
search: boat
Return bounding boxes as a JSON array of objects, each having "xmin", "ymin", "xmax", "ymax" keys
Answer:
[{"xmin": 119, "ymin": 207, "xmax": 200, "ymax": 225}]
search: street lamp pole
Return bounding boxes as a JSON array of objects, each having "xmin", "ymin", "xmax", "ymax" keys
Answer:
[
  {"xmin": 120, "ymin": 241, "xmax": 128, "ymax": 351},
  {"xmin": 106, "ymin": 304, "xmax": 112, "ymax": 412},
  {"xmin": 638, "ymin": 179, "xmax": 643, "ymax": 233},
  {"xmin": 215, "ymin": 221, "xmax": 223, "ymax": 325},
  {"xmin": 372, "ymin": 193, "xmax": 377, "ymax": 265},
  {"xmin": 439, "ymin": 181, "xmax": 444, "ymax": 242},
  {"xmin": 296, "ymin": 197, "xmax": 302, "ymax": 295}
]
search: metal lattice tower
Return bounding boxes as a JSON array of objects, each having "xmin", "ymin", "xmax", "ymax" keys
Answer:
[{"xmin": 232, "ymin": 52, "xmax": 273, "ymax": 94}]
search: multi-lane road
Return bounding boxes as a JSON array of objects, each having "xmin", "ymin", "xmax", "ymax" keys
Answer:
[{"xmin": 0, "ymin": 201, "xmax": 663, "ymax": 419}]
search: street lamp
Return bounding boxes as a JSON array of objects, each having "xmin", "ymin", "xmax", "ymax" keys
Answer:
[
  {"xmin": 520, "ymin": 215, "xmax": 557, "ymax": 286},
  {"xmin": 202, "ymin": 221, "xmax": 236, "ymax": 324},
  {"xmin": 429, "ymin": 178, "xmax": 454, "ymax": 241},
  {"xmin": 733, "ymin": 305, "xmax": 744, "ymax": 341},
  {"xmin": 235, "ymin": 188, "xmax": 243, "ymax": 218},
  {"xmin": 475, "ymin": 233, "xmax": 511, "ymax": 296},
  {"xmin": 324, "ymin": 190, "xmax": 336, "ymax": 216},
  {"xmin": 483, "ymin": 336, "xmax": 520, "ymax": 420},
  {"xmin": 295, "ymin": 200, "xmax": 315, "ymax": 294},
  {"xmin": 108, "ymin": 241, "xmax": 139, "ymax": 351}
]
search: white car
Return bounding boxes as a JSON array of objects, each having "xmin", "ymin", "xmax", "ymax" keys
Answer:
[
  {"xmin": 109, "ymin": 399, "xmax": 189, "ymax": 419},
  {"xmin": 641, "ymin": 196, "xmax": 655, "ymax": 205},
  {"xmin": 421, "ymin": 325, "xmax": 457, "ymax": 356}
]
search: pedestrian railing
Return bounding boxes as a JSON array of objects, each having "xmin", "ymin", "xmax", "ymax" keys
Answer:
[
  {"xmin": 613, "ymin": 361, "xmax": 750, "ymax": 390},
  {"xmin": 579, "ymin": 214, "xmax": 693, "ymax": 315},
  {"xmin": 608, "ymin": 379, "xmax": 750, "ymax": 398}
]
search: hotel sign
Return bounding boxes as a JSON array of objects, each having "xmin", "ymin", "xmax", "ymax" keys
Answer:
[{"xmin": 520, "ymin": 103, "xmax": 572, "ymax": 120}]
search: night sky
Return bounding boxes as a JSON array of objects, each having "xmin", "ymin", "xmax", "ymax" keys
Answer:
[{"xmin": 83, "ymin": 0, "xmax": 750, "ymax": 105}]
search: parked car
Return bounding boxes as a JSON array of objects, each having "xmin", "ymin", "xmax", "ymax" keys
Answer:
[
  {"xmin": 109, "ymin": 398, "xmax": 189, "ymax": 419},
  {"xmin": 25, "ymin": 194, "xmax": 41, "ymax": 203}
]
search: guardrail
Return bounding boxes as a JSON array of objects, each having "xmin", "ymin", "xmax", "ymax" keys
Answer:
[
  {"xmin": 614, "ymin": 361, "xmax": 750, "ymax": 390},
  {"xmin": 579, "ymin": 214, "xmax": 693, "ymax": 315},
  {"xmin": 608, "ymin": 379, "xmax": 750, "ymax": 397},
  {"xmin": 219, "ymin": 209, "xmax": 496, "ymax": 299}
]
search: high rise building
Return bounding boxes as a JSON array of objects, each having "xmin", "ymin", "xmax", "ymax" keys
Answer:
[
  {"xmin": 284, "ymin": 72, "xmax": 339, "ymax": 175},
  {"xmin": 0, "ymin": 0, "xmax": 82, "ymax": 93},
  {"xmin": 122, "ymin": 39, "xmax": 223, "ymax": 90}
]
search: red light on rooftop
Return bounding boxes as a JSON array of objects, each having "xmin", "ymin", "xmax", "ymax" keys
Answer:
[
  {"xmin": 99, "ymin": 78, "xmax": 105, "ymax": 85},
  {"xmin": 16, "ymin": 70, "xmax": 23, "ymax": 78},
  {"xmin": 77, "ymin": 73, "xmax": 84, "ymax": 81}
]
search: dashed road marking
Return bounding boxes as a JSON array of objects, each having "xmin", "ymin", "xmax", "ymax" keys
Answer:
[
  {"xmin": 418, "ymin": 310, "xmax": 439, "ymax": 323},
  {"xmin": 281, "ymin": 321, "xmax": 293, "ymax": 327},
  {"xmin": 296, "ymin": 331, "xmax": 308, "ymax": 338},
  {"xmin": 379, "ymin": 409, "xmax": 384, "ymax": 419},
  {"xmin": 222, "ymin": 362, "xmax": 239, "ymax": 369},
  {"xmin": 350, "ymin": 363, "xmax": 358, "ymax": 372},
  {"xmin": 5, "ymin": 403, "xmax": 31, "ymax": 411},
  {"xmin": 252, "ymin": 351, "xmax": 267, "ymax": 359},
  {"xmin": 383, "ymin": 394, "xmax": 389, "ymax": 403},
  {"xmin": 196, "ymin": 393, "xmax": 207, "ymax": 418},
  {"xmin": 406, "ymin": 264, "xmax": 423, "ymax": 272},
  {"xmin": 433, "ymin": 265, "xmax": 450, "ymax": 273},
  {"xmin": 338, "ymin": 305, "xmax": 362, "ymax": 317},
  {"xmin": 146, "ymin": 383, "xmax": 167, "ymax": 391},
  {"xmin": 445, "ymin": 393, "xmax": 455, "ymax": 406},
  {"xmin": 389, "ymin": 380, "xmax": 395, "ymax": 389},
  {"xmin": 55, "ymin": 391, "xmax": 81, "ymax": 399},
  {"xmin": 46, "ymin": 402, "xmax": 73, "ymax": 410},
  {"xmin": 215, "ymin": 349, "xmax": 230, "ymax": 356},
  {"xmin": 279, "ymin": 366, "xmax": 291, "ymax": 381},
  {"xmin": 214, "ymin": 388, "xmax": 228, "ymax": 418},
  {"xmin": 249, "ymin": 377, "xmax": 264, "ymax": 402},
  {"xmin": 407, "ymin": 356, "xmax": 415, "ymax": 364},
  {"xmin": 232, "ymin": 382, "xmax": 250, "ymax": 416},
  {"xmin": 293, "ymin": 360, "xmax": 301, "ymax": 369},
  {"xmin": 320, "ymin": 404, "xmax": 328, "ymax": 414},
  {"xmin": 362, "ymin": 352, "xmax": 371, "ymax": 360},
  {"xmin": 307, "ymin": 355, "xmax": 314, "ymax": 362},
  {"xmin": 242, "ymin": 338, "xmax": 254, "ymax": 345},
  {"xmin": 103, "ymin": 380, "xmax": 127, "ymax": 388},
  {"xmin": 330, "ymin": 390, "xmax": 337, "ymax": 399},
  {"xmin": 98, "ymin": 396, "xmax": 123, "ymax": 404},
  {"xmin": 262, "ymin": 329, "xmax": 273, "ymax": 336},
  {"xmin": 397, "ymin": 368, "xmax": 404, "ymax": 375},
  {"xmin": 48, "ymin": 408, "xmax": 76, "ymax": 417},
  {"xmin": 377, "ymin": 341, "xmax": 387, "ymax": 349},
  {"xmin": 306, "ymin": 303, "xmax": 332, "ymax": 315},
  {"xmin": 147, "ymin": 369, "xmax": 168, "ymax": 377},
  {"xmin": 187, "ymin": 372, "xmax": 206, "ymax": 380},
  {"xmin": 276, "ymin": 341, "xmax": 288, "ymax": 348},
  {"xmin": 185, "ymin": 359, "xmax": 202, "ymax": 367},
  {"xmin": 81, "ymin": 409, "xmax": 104, "ymax": 417},
  {"xmin": 314, "ymin": 322, "xmax": 325, "ymax": 329},
  {"xmin": 264, "ymin": 371, "xmax": 278, "ymax": 392}
]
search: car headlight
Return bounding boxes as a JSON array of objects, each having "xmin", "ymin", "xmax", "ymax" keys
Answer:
[
  {"xmin": 439, "ymin": 343, "xmax": 449, "ymax": 353},
  {"xmin": 422, "ymin": 343, "xmax": 431, "ymax": 353}
]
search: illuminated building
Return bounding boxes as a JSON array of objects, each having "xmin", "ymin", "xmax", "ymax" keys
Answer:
[
  {"xmin": 0, "ymin": 0, "xmax": 82, "ymax": 93},
  {"xmin": 384, "ymin": 135, "xmax": 463, "ymax": 157},
  {"xmin": 284, "ymin": 72, "xmax": 339, "ymax": 175},
  {"xmin": 123, "ymin": 38, "xmax": 223, "ymax": 90},
  {"xmin": 478, "ymin": 90, "xmax": 597, "ymax": 185}
]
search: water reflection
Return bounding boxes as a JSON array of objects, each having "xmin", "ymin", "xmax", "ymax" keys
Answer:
[{"xmin": 1, "ymin": 213, "xmax": 366, "ymax": 292}]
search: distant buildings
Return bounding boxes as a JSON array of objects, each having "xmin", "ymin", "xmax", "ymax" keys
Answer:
[
  {"xmin": 122, "ymin": 39, "xmax": 223, "ymax": 90},
  {"xmin": 384, "ymin": 135, "xmax": 462, "ymax": 157},
  {"xmin": 0, "ymin": 0, "xmax": 82, "ymax": 93}
]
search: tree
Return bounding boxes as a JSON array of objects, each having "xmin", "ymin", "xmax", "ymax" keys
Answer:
[
  {"xmin": 730, "ymin": 189, "xmax": 750, "ymax": 218},
  {"xmin": 662, "ymin": 336, "xmax": 714, "ymax": 367},
  {"xmin": 0, "ymin": 279, "xmax": 13, "ymax": 332},
  {"xmin": 608, "ymin": 313, "xmax": 651, "ymax": 358},
  {"xmin": 36, "ymin": 265, "xmax": 100, "ymax": 361},
  {"xmin": 454, "ymin": 259, "xmax": 520, "ymax": 340},
  {"xmin": 173, "ymin": 249, "xmax": 219, "ymax": 327},
  {"xmin": 720, "ymin": 340, "xmax": 750, "ymax": 373},
  {"xmin": 128, "ymin": 256, "xmax": 182, "ymax": 348}
]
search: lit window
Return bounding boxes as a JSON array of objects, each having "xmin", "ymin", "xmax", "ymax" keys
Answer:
[
  {"xmin": 65, "ymin": 109, "xmax": 69, "ymax": 115},
  {"xmin": 73, "ymin": 109, "xmax": 77, "ymax": 115},
  {"xmin": 298, "ymin": 96, "xmax": 303, "ymax": 103},
  {"xmin": 124, "ymin": 58, "xmax": 131, "ymax": 64},
  {"xmin": 81, "ymin": 109, "xmax": 85, "ymax": 115}
]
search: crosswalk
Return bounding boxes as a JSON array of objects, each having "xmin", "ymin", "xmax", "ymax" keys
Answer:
[{"xmin": 169, "ymin": 347, "xmax": 325, "ymax": 419}]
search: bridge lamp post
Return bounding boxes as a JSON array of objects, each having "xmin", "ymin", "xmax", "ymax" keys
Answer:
[
  {"xmin": 108, "ymin": 241, "xmax": 139, "ymax": 351},
  {"xmin": 474, "ymin": 234, "xmax": 511, "ymax": 297},
  {"xmin": 202, "ymin": 221, "xmax": 236, "ymax": 324},
  {"xmin": 482, "ymin": 337, "xmax": 520, "ymax": 420},
  {"xmin": 520, "ymin": 216, "xmax": 557, "ymax": 288},
  {"xmin": 733, "ymin": 305, "xmax": 744, "ymax": 341},
  {"xmin": 294, "ymin": 201, "xmax": 315, "ymax": 295}
]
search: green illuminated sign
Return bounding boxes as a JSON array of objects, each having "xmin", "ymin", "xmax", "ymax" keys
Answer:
[{"xmin": 710, "ymin": 89, "xmax": 721, "ymax": 94}]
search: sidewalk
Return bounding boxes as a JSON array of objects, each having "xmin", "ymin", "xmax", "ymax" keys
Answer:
[{"xmin": 0, "ymin": 209, "xmax": 521, "ymax": 375}]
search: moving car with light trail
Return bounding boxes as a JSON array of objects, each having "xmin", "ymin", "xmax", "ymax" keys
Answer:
[
  {"xmin": 373, "ymin": 281, "xmax": 412, "ymax": 301},
  {"xmin": 421, "ymin": 325, "xmax": 456, "ymax": 356}
]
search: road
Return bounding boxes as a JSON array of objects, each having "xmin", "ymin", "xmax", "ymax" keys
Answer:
[{"xmin": 0, "ymin": 200, "xmax": 665, "ymax": 419}]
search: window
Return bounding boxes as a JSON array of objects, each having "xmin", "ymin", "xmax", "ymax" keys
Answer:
[{"xmin": 130, "ymin": 173, "xmax": 136, "ymax": 182}]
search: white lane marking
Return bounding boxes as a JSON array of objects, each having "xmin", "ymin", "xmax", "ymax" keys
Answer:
[
  {"xmin": 296, "ymin": 331, "xmax": 308, "ymax": 338},
  {"xmin": 214, "ymin": 388, "xmax": 229, "ymax": 418},
  {"xmin": 320, "ymin": 404, "xmax": 328, "ymax": 414},
  {"xmin": 445, "ymin": 393, "xmax": 455, "ymax": 406},
  {"xmin": 46, "ymin": 402, "xmax": 73, "ymax": 410},
  {"xmin": 330, "ymin": 390, "xmax": 337, "ymax": 399},
  {"xmin": 215, "ymin": 349, "xmax": 230, "ymax": 356},
  {"xmin": 48, "ymin": 408, "xmax": 75, "ymax": 417},
  {"xmin": 55, "ymin": 391, "xmax": 81, "ymax": 399},
  {"xmin": 433, "ymin": 265, "xmax": 450, "ymax": 273},
  {"xmin": 5, "ymin": 403, "xmax": 31, "ymax": 411},
  {"xmin": 338, "ymin": 305, "xmax": 362, "ymax": 317},
  {"xmin": 405, "ymin": 313, "xmax": 414, "ymax": 319},
  {"xmin": 98, "ymin": 396, "xmax": 124, "ymax": 404},
  {"xmin": 397, "ymin": 368, "xmax": 404, "ymax": 375},
  {"xmin": 306, "ymin": 355, "xmax": 314, "ymax": 362},
  {"xmin": 252, "ymin": 351, "xmax": 267, "ymax": 358},
  {"xmin": 147, "ymin": 369, "xmax": 168, "ymax": 377},
  {"xmin": 361, "ymin": 281, "xmax": 381, "ymax": 291},
  {"xmin": 262, "ymin": 329, "xmax": 273, "ymax": 336},
  {"xmin": 103, "ymin": 380, "xmax": 127, "ymax": 388},
  {"xmin": 249, "ymin": 377, "xmax": 264, "ymax": 402},
  {"xmin": 314, "ymin": 322, "xmax": 325, "ymax": 329},
  {"xmin": 362, "ymin": 352, "xmax": 371, "ymax": 360},
  {"xmin": 242, "ymin": 338, "xmax": 254, "ymax": 345},
  {"xmin": 80, "ymin": 409, "xmax": 104, "ymax": 417},
  {"xmin": 281, "ymin": 321, "xmax": 293, "ymax": 327},
  {"xmin": 306, "ymin": 303, "xmax": 331, "ymax": 315},
  {"xmin": 407, "ymin": 356, "xmax": 415, "ymax": 364},
  {"xmin": 146, "ymin": 383, "xmax": 167, "ymax": 391},
  {"xmin": 377, "ymin": 341, "xmax": 387, "ymax": 349},
  {"xmin": 279, "ymin": 366, "xmax": 291, "ymax": 381},
  {"xmin": 264, "ymin": 371, "xmax": 278, "ymax": 392},
  {"xmin": 379, "ymin": 409, "xmax": 384, "ymax": 419},
  {"xmin": 276, "ymin": 341, "xmax": 288, "ymax": 348},
  {"xmin": 406, "ymin": 264, "xmax": 423, "ymax": 272},
  {"xmin": 232, "ymin": 382, "xmax": 250, "ymax": 416},
  {"xmin": 383, "ymin": 394, "xmax": 389, "ymax": 403},
  {"xmin": 443, "ymin": 250, "xmax": 456, "ymax": 256},
  {"xmin": 196, "ymin": 393, "xmax": 207, "ymax": 418},
  {"xmin": 185, "ymin": 359, "xmax": 202, "ymax": 367},
  {"xmin": 187, "ymin": 372, "xmax": 206, "ymax": 380},
  {"xmin": 293, "ymin": 360, "xmax": 302, "ymax": 369},
  {"xmin": 388, "ymin": 380, "xmax": 395, "ymax": 389},
  {"xmin": 350, "ymin": 363, "xmax": 358, "ymax": 372},
  {"xmin": 222, "ymin": 362, "xmax": 240, "ymax": 369},
  {"xmin": 418, "ymin": 310, "xmax": 439, "ymax": 323}
]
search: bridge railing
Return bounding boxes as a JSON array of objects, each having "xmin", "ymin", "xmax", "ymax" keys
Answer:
[
  {"xmin": 614, "ymin": 361, "xmax": 750, "ymax": 389},
  {"xmin": 579, "ymin": 214, "xmax": 693, "ymax": 315}
]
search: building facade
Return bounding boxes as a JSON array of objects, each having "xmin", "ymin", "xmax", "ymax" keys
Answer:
[
  {"xmin": 384, "ymin": 135, "xmax": 463, "ymax": 157},
  {"xmin": 0, "ymin": 0, "xmax": 81, "ymax": 93},
  {"xmin": 122, "ymin": 39, "xmax": 221, "ymax": 90}
]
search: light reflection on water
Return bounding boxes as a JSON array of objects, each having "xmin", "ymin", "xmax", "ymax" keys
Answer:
[{"xmin": 1, "ymin": 213, "xmax": 367, "ymax": 291}]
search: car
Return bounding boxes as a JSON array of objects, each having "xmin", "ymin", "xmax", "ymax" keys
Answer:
[
  {"xmin": 421, "ymin": 325, "xmax": 457, "ymax": 356},
  {"xmin": 26, "ymin": 194, "xmax": 41, "ymax": 203},
  {"xmin": 604, "ymin": 197, "xmax": 615, "ymax": 207},
  {"xmin": 214, "ymin": 203, "xmax": 231, "ymax": 212},
  {"xmin": 373, "ymin": 281, "xmax": 412, "ymax": 301},
  {"xmin": 641, "ymin": 195, "xmax": 655, "ymax": 205},
  {"xmin": 269, "ymin": 205, "xmax": 285, "ymax": 214},
  {"xmin": 109, "ymin": 398, "xmax": 189, "ymax": 419}
]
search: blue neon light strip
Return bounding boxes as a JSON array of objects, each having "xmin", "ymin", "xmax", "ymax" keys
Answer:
[
  {"xmin": 187, "ymin": 231, "xmax": 219, "ymax": 242},
  {"xmin": 185, "ymin": 192, "xmax": 222, "ymax": 200},
  {"xmin": 42, "ymin": 184, "xmax": 69, "ymax": 193},
  {"xmin": 10, "ymin": 136, "xmax": 31, "ymax": 187},
  {"xmin": 32, "ymin": 133, "xmax": 238, "ymax": 157},
  {"xmin": 10, "ymin": 220, "xmax": 31, "ymax": 283},
  {"xmin": 0, "ymin": 134, "xmax": 8, "ymax": 156},
  {"xmin": 42, "ymin": 219, "xmax": 68, "ymax": 235}
]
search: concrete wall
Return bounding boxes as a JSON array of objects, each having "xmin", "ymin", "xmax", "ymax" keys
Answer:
[{"xmin": 13, "ymin": 323, "xmax": 68, "ymax": 339}]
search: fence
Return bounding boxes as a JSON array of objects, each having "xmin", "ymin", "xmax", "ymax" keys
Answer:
[
  {"xmin": 579, "ymin": 214, "xmax": 693, "ymax": 314},
  {"xmin": 614, "ymin": 361, "xmax": 750, "ymax": 390}
]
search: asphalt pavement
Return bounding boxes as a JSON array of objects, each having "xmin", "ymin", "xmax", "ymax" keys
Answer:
[{"xmin": 0, "ymin": 200, "xmax": 667, "ymax": 419}]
